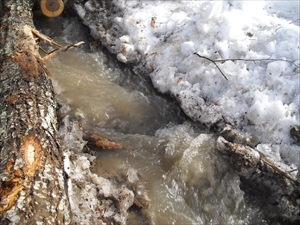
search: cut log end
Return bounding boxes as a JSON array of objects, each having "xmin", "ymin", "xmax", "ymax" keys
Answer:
[{"xmin": 40, "ymin": 0, "xmax": 64, "ymax": 18}]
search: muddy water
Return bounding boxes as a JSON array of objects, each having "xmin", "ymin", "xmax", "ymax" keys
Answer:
[{"xmin": 34, "ymin": 16, "xmax": 266, "ymax": 224}]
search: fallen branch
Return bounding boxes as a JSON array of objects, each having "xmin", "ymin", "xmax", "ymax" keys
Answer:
[
  {"xmin": 0, "ymin": 1, "xmax": 71, "ymax": 222},
  {"xmin": 42, "ymin": 41, "xmax": 85, "ymax": 61},
  {"xmin": 259, "ymin": 152, "xmax": 300, "ymax": 185},
  {"xmin": 64, "ymin": 115, "xmax": 123, "ymax": 150},
  {"xmin": 194, "ymin": 52, "xmax": 300, "ymax": 80},
  {"xmin": 31, "ymin": 28, "xmax": 84, "ymax": 61},
  {"xmin": 31, "ymin": 28, "xmax": 63, "ymax": 49},
  {"xmin": 82, "ymin": 132, "xmax": 123, "ymax": 150},
  {"xmin": 217, "ymin": 125, "xmax": 300, "ymax": 185}
]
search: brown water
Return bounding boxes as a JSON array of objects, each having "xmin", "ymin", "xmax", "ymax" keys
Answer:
[{"xmin": 34, "ymin": 16, "xmax": 267, "ymax": 225}]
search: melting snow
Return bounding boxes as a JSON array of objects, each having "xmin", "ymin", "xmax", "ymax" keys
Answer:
[{"xmin": 76, "ymin": 0, "xmax": 299, "ymax": 169}]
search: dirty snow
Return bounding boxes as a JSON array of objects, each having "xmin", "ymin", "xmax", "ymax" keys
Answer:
[
  {"xmin": 75, "ymin": 0, "xmax": 299, "ymax": 170},
  {"xmin": 59, "ymin": 116, "xmax": 134, "ymax": 225}
]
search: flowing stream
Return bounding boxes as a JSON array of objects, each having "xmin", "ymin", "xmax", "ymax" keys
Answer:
[{"xmin": 34, "ymin": 16, "xmax": 267, "ymax": 225}]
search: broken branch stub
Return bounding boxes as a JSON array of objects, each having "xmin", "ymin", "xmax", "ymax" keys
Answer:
[
  {"xmin": 82, "ymin": 132, "xmax": 123, "ymax": 150},
  {"xmin": 42, "ymin": 41, "xmax": 85, "ymax": 62}
]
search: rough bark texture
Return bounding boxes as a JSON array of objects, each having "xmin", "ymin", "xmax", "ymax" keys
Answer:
[{"xmin": 0, "ymin": 0, "xmax": 71, "ymax": 224}]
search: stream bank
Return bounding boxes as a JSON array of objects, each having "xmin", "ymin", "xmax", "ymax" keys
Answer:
[
  {"xmin": 33, "ymin": 1, "xmax": 300, "ymax": 224},
  {"xmin": 69, "ymin": 0, "xmax": 300, "ymax": 224}
]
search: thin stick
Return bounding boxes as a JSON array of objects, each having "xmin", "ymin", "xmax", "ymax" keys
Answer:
[
  {"xmin": 194, "ymin": 52, "xmax": 300, "ymax": 81},
  {"xmin": 275, "ymin": 18, "xmax": 300, "ymax": 32},
  {"xmin": 213, "ymin": 57, "xmax": 300, "ymax": 68},
  {"xmin": 259, "ymin": 153, "xmax": 300, "ymax": 185},
  {"xmin": 31, "ymin": 28, "xmax": 63, "ymax": 49},
  {"xmin": 42, "ymin": 41, "xmax": 85, "ymax": 62},
  {"xmin": 287, "ymin": 169, "xmax": 298, "ymax": 173},
  {"xmin": 194, "ymin": 53, "xmax": 228, "ymax": 80},
  {"xmin": 38, "ymin": 46, "xmax": 49, "ymax": 54}
]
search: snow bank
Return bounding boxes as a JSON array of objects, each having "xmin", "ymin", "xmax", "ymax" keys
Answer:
[
  {"xmin": 59, "ymin": 116, "xmax": 134, "ymax": 225},
  {"xmin": 75, "ymin": 1, "xmax": 299, "ymax": 169}
]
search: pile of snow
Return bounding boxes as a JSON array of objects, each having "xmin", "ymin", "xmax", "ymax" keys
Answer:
[
  {"xmin": 59, "ymin": 116, "xmax": 134, "ymax": 225},
  {"xmin": 75, "ymin": 0, "xmax": 299, "ymax": 168}
]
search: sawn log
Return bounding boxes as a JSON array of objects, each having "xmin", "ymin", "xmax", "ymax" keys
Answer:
[{"xmin": 0, "ymin": 0, "xmax": 71, "ymax": 224}]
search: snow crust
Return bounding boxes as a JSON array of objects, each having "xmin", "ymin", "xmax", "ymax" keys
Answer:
[{"xmin": 76, "ymin": 1, "xmax": 299, "ymax": 168}]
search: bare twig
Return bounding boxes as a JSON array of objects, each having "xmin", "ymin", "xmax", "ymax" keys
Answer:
[
  {"xmin": 194, "ymin": 53, "xmax": 228, "ymax": 80},
  {"xmin": 289, "ymin": 18, "xmax": 300, "ymax": 25},
  {"xmin": 31, "ymin": 28, "xmax": 85, "ymax": 61},
  {"xmin": 38, "ymin": 46, "xmax": 49, "ymax": 54},
  {"xmin": 31, "ymin": 28, "xmax": 63, "ymax": 49},
  {"xmin": 212, "ymin": 57, "xmax": 300, "ymax": 68},
  {"xmin": 259, "ymin": 153, "xmax": 300, "ymax": 185},
  {"xmin": 194, "ymin": 52, "xmax": 300, "ymax": 81},
  {"xmin": 275, "ymin": 18, "xmax": 300, "ymax": 32},
  {"xmin": 42, "ymin": 41, "xmax": 85, "ymax": 62},
  {"xmin": 287, "ymin": 168, "xmax": 298, "ymax": 173}
]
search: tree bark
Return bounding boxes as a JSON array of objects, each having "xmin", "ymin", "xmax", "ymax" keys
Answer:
[{"xmin": 0, "ymin": 0, "xmax": 72, "ymax": 224}]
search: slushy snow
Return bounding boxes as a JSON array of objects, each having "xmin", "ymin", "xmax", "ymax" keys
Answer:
[{"xmin": 76, "ymin": 1, "xmax": 300, "ymax": 170}]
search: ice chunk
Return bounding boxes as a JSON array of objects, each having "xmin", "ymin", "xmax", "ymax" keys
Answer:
[
  {"xmin": 102, "ymin": 185, "xmax": 111, "ymax": 197},
  {"xmin": 126, "ymin": 168, "xmax": 140, "ymax": 184},
  {"xmin": 119, "ymin": 35, "xmax": 130, "ymax": 43}
]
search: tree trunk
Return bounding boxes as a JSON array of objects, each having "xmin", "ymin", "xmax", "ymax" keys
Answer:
[{"xmin": 0, "ymin": 0, "xmax": 72, "ymax": 224}]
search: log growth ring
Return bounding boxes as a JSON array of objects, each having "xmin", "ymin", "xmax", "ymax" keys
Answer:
[{"xmin": 40, "ymin": 0, "xmax": 64, "ymax": 17}]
